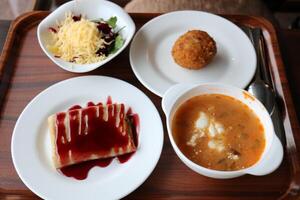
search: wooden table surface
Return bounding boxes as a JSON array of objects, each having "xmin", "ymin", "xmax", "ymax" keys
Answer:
[
  {"xmin": 0, "ymin": 13, "xmax": 299, "ymax": 199},
  {"xmin": 0, "ymin": 20, "xmax": 10, "ymax": 54}
]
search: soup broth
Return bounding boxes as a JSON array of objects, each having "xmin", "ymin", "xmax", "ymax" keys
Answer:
[{"xmin": 172, "ymin": 94, "xmax": 265, "ymax": 171}]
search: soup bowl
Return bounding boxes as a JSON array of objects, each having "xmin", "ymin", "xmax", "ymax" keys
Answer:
[{"xmin": 162, "ymin": 83, "xmax": 283, "ymax": 179}]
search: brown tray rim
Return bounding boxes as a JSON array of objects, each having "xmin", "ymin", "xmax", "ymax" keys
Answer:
[{"xmin": 0, "ymin": 11, "xmax": 300, "ymax": 199}]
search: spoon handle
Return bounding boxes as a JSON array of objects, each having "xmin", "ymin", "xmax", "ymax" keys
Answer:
[
  {"xmin": 248, "ymin": 28, "xmax": 263, "ymax": 81},
  {"xmin": 257, "ymin": 30, "xmax": 272, "ymax": 86}
]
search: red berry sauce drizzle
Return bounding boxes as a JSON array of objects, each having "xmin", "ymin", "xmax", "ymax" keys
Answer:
[
  {"xmin": 72, "ymin": 14, "xmax": 81, "ymax": 22},
  {"xmin": 58, "ymin": 96, "xmax": 140, "ymax": 180}
]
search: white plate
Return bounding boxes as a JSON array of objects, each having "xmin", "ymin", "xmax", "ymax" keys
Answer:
[
  {"xmin": 130, "ymin": 11, "xmax": 256, "ymax": 97},
  {"xmin": 37, "ymin": 0, "xmax": 135, "ymax": 73},
  {"xmin": 11, "ymin": 76, "xmax": 163, "ymax": 200}
]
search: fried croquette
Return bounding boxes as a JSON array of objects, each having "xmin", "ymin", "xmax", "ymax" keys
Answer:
[{"xmin": 171, "ymin": 30, "xmax": 217, "ymax": 69}]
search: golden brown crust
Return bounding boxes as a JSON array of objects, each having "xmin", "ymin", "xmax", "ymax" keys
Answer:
[{"xmin": 171, "ymin": 30, "xmax": 217, "ymax": 69}]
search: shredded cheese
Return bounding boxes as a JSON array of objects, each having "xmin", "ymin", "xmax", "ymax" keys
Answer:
[{"xmin": 47, "ymin": 13, "xmax": 106, "ymax": 64}]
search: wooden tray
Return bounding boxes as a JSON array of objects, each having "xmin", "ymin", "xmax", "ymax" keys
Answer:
[{"xmin": 0, "ymin": 11, "xmax": 299, "ymax": 199}]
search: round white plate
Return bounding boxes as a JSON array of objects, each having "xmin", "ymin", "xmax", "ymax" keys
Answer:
[
  {"xmin": 130, "ymin": 11, "xmax": 256, "ymax": 97},
  {"xmin": 11, "ymin": 76, "xmax": 164, "ymax": 200}
]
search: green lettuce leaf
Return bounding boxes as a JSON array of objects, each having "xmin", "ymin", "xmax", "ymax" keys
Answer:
[
  {"xmin": 107, "ymin": 16, "xmax": 117, "ymax": 28},
  {"xmin": 110, "ymin": 35, "xmax": 124, "ymax": 54}
]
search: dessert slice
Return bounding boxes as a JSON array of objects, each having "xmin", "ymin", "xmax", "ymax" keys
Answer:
[{"xmin": 48, "ymin": 103, "xmax": 136, "ymax": 169}]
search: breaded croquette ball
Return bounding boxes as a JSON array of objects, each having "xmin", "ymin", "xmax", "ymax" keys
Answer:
[{"xmin": 171, "ymin": 30, "xmax": 217, "ymax": 69}]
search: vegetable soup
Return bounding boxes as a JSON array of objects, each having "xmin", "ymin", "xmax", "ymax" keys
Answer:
[{"xmin": 172, "ymin": 94, "xmax": 265, "ymax": 171}]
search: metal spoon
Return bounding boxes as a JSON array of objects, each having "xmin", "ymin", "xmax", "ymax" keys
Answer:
[{"xmin": 247, "ymin": 28, "xmax": 276, "ymax": 115}]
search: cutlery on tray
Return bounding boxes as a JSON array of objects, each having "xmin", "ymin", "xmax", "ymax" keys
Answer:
[{"xmin": 242, "ymin": 27, "xmax": 286, "ymax": 145}]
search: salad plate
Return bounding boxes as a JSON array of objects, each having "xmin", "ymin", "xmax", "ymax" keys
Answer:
[
  {"xmin": 37, "ymin": 0, "xmax": 135, "ymax": 73},
  {"xmin": 11, "ymin": 76, "xmax": 164, "ymax": 200},
  {"xmin": 130, "ymin": 11, "xmax": 256, "ymax": 97}
]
